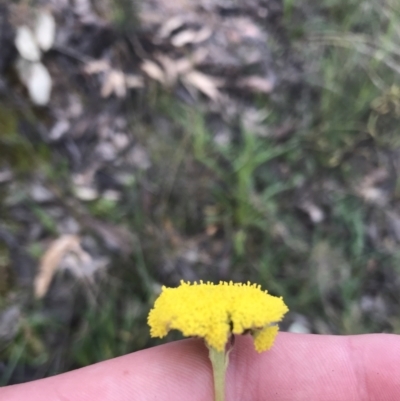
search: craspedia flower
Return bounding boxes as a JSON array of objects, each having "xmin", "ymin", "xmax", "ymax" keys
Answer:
[{"xmin": 148, "ymin": 280, "xmax": 288, "ymax": 352}]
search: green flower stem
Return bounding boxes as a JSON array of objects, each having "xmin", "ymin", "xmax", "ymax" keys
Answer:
[{"xmin": 208, "ymin": 346, "xmax": 229, "ymax": 401}]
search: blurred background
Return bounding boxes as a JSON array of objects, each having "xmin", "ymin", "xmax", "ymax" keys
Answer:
[{"xmin": 1, "ymin": 0, "xmax": 400, "ymax": 386}]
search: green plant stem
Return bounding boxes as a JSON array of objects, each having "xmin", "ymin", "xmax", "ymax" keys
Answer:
[{"xmin": 208, "ymin": 346, "xmax": 229, "ymax": 401}]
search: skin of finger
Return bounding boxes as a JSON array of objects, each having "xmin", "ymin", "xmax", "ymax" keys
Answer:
[
  {"xmin": 1, "ymin": 333, "xmax": 399, "ymax": 401},
  {"xmin": 228, "ymin": 333, "xmax": 400, "ymax": 401}
]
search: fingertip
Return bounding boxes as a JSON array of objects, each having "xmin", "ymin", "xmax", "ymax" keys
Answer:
[{"xmin": 347, "ymin": 333, "xmax": 400, "ymax": 400}]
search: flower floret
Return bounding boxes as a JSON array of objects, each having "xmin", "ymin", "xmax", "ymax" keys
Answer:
[
  {"xmin": 148, "ymin": 281, "xmax": 288, "ymax": 352},
  {"xmin": 252, "ymin": 325, "xmax": 279, "ymax": 352}
]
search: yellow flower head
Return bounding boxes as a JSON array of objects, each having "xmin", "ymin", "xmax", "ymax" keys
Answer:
[{"xmin": 148, "ymin": 281, "xmax": 288, "ymax": 352}]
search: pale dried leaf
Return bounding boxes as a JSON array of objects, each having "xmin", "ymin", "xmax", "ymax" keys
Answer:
[
  {"xmin": 74, "ymin": 185, "xmax": 99, "ymax": 200},
  {"xmin": 125, "ymin": 74, "xmax": 144, "ymax": 88},
  {"xmin": 191, "ymin": 48, "xmax": 209, "ymax": 64},
  {"xmin": 235, "ymin": 17, "xmax": 264, "ymax": 40},
  {"xmin": 29, "ymin": 62, "xmax": 52, "ymax": 105},
  {"xmin": 236, "ymin": 76, "xmax": 274, "ymax": 93},
  {"xmin": 173, "ymin": 48, "xmax": 209, "ymax": 75},
  {"xmin": 112, "ymin": 133, "xmax": 130, "ymax": 150},
  {"xmin": 103, "ymin": 189, "xmax": 121, "ymax": 202},
  {"xmin": 182, "ymin": 70, "xmax": 223, "ymax": 100},
  {"xmin": 139, "ymin": 11, "xmax": 164, "ymax": 26},
  {"xmin": 155, "ymin": 54, "xmax": 179, "ymax": 86},
  {"xmin": 300, "ymin": 201, "xmax": 325, "ymax": 223},
  {"xmin": 83, "ymin": 60, "xmax": 110, "ymax": 74},
  {"xmin": 158, "ymin": 16, "xmax": 185, "ymax": 39},
  {"xmin": 35, "ymin": 9, "xmax": 56, "ymax": 51},
  {"xmin": 141, "ymin": 60, "xmax": 166, "ymax": 84},
  {"xmin": 15, "ymin": 26, "xmax": 41, "ymax": 62},
  {"xmin": 171, "ymin": 27, "xmax": 212, "ymax": 47},
  {"xmin": 174, "ymin": 58, "xmax": 193, "ymax": 75},
  {"xmin": 16, "ymin": 59, "xmax": 52, "ymax": 105},
  {"xmin": 171, "ymin": 30, "xmax": 197, "ymax": 47},
  {"xmin": 49, "ymin": 119, "xmax": 70, "ymax": 141},
  {"xmin": 193, "ymin": 27, "xmax": 213, "ymax": 43},
  {"xmin": 101, "ymin": 70, "xmax": 126, "ymax": 98},
  {"xmin": 356, "ymin": 168, "xmax": 389, "ymax": 206},
  {"xmin": 34, "ymin": 235, "xmax": 86, "ymax": 298},
  {"xmin": 360, "ymin": 168, "xmax": 388, "ymax": 188},
  {"xmin": 357, "ymin": 187, "xmax": 387, "ymax": 206}
]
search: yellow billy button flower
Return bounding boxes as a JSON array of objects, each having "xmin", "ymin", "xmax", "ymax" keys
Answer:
[{"xmin": 148, "ymin": 281, "xmax": 289, "ymax": 401}]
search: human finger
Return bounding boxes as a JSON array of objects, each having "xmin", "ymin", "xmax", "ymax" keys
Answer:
[{"xmin": 1, "ymin": 332, "xmax": 399, "ymax": 401}]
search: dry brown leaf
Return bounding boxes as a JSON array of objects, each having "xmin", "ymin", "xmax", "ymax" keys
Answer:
[
  {"xmin": 192, "ymin": 27, "xmax": 213, "ymax": 44},
  {"xmin": 83, "ymin": 59, "xmax": 110, "ymax": 74},
  {"xmin": 84, "ymin": 62, "xmax": 142, "ymax": 95},
  {"xmin": 167, "ymin": 49, "xmax": 209, "ymax": 77},
  {"xmin": 360, "ymin": 168, "xmax": 388, "ymax": 188},
  {"xmin": 74, "ymin": 185, "xmax": 99, "ymax": 201},
  {"xmin": 125, "ymin": 74, "xmax": 144, "ymax": 89},
  {"xmin": 236, "ymin": 76, "xmax": 274, "ymax": 93},
  {"xmin": 300, "ymin": 201, "xmax": 325, "ymax": 223},
  {"xmin": 234, "ymin": 17, "xmax": 264, "ymax": 40},
  {"xmin": 185, "ymin": 48, "xmax": 209, "ymax": 67},
  {"xmin": 171, "ymin": 27, "xmax": 212, "ymax": 47},
  {"xmin": 173, "ymin": 58, "xmax": 193, "ymax": 75},
  {"xmin": 182, "ymin": 70, "xmax": 223, "ymax": 100},
  {"xmin": 171, "ymin": 30, "xmax": 198, "ymax": 47},
  {"xmin": 206, "ymin": 224, "xmax": 218, "ymax": 236},
  {"xmin": 101, "ymin": 69, "xmax": 126, "ymax": 98},
  {"xmin": 141, "ymin": 60, "xmax": 166, "ymax": 84},
  {"xmin": 155, "ymin": 54, "xmax": 179, "ymax": 86},
  {"xmin": 158, "ymin": 16, "xmax": 185, "ymax": 39},
  {"xmin": 34, "ymin": 235, "xmax": 90, "ymax": 298},
  {"xmin": 357, "ymin": 187, "xmax": 387, "ymax": 205},
  {"xmin": 356, "ymin": 168, "xmax": 389, "ymax": 206}
]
